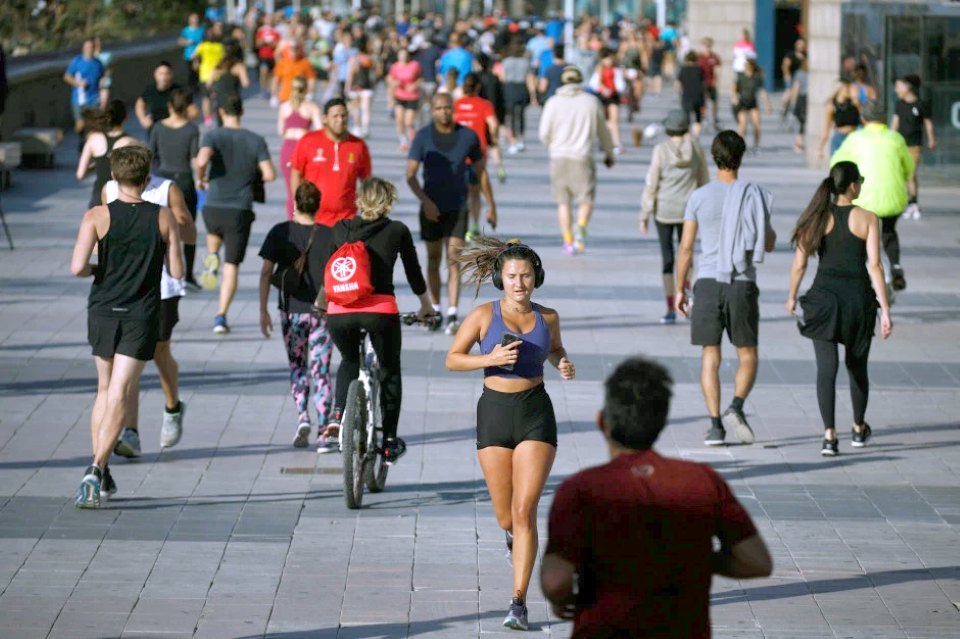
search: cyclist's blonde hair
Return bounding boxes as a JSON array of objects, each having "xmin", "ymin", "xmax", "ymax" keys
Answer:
[{"xmin": 356, "ymin": 177, "xmax": 399, "ymax": 221}]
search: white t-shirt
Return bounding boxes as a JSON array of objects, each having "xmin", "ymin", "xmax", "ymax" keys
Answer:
[
  {"xmin": 105, "ymin": 177, "xmax": 186, "ymax": 300},
  {"xmin": 732, "ymin": 40, "xmax": 757, "ymax": 73}
]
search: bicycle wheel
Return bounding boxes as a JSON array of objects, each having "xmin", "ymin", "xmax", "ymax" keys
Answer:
[
  {"xmin": 341, "ymin": 380, "xmax": 367, "ymax": 510},
  {"xmin": 363, "ymin": 382, "xmax": 389, "ymax": 493}
]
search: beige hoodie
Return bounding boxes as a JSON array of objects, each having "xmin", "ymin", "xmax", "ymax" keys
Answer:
[
  {"xmin": 640, "ymin": 134, "xmax": 710, "ymax": 224},
  {"xmin": 538, "ymin": 84, "xmax": 614, "ymax": 161}
]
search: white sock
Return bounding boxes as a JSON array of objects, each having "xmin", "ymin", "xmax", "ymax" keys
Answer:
[
  {"xmin": 432, "ymin": 304, "xmax": 441, "ymax": 313},
  {"xmin": 447, "ymin": 306, "xmax": 458, "ymax": 317}
]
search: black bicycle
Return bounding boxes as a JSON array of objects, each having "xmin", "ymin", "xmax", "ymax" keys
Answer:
[{"xmin": 341, "ymin": 311, "xmax": 440, "ymax": 509}]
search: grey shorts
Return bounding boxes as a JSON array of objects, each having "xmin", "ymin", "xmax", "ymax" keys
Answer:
[
  {"xmin": 550, "ymin": 157, "xmax": 596, "ymax": 205},
  {"xmin": 72, "ymin": 100, "xmax": 100, "ymax": 122}
]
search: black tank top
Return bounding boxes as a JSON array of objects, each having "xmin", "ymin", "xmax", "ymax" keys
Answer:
[
  {"xmin": 88, "ymin": 201, "xmax": 165, "ymax": 319},
  {"xmin": 212, "ymin": 71, "xmax": 242, "ymax": 101},
  {"xmin": 833, "ymin": 99, "xmax": 860, "ymax": 128},
  {"xmin": 90, "ymin": 132, "xmax": 125, "ymax": 207},
  {"xmin": 814, "ymin": 205, "xmax": 867, "ymax": 279}
]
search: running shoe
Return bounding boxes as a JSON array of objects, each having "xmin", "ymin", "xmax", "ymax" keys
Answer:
[
  {"xmin": 723, "ymin": 406, "xmax": 755, "ymax": 444},
  {"xmin": 660, "ymin": 311, "xmax": 676, "ymax": 325},
  {"xmin": 317, "ymin": 422, "xmax": 340, "ymax": 454},
  {"xmin": 382, "ymin": 437, "xmax": 407, "ymax": 466},
  {"xmin": 444, "ymin": 314, "xmax": 459, "ymax": 335},
  {"xmin": 516, "ymin": 141, "xmax": 526, "ymax": 152},
  {"xmin": 114, "ymin": 429, "xmax": 142, "ymax": 458},
  {"xmin": 891, "ymin": 266, "xmax": 906, "ymax": 292},
  {"xmin": 851, "ymin": 423, "xmax": 872, "ymax": 448},
  {"xmin": 213, "ymin": 315, "xmax": 230, "ymax": 334},
  {"xmin": 563, "ymin": 243, "xmax": 576, "ymax": 256},
  {"xmin": 505, "ymin": 530, "xmax": 514, "ymax": 567},
  {"xmin": 821, "ymin": 438, "xmax": 839, "ymax": 457},
  {"xmin": 269, "ymin": 95, "xmax": 280, "ymax": 108},
  {"xmin": 508, "ymin": 144, "xmax": 519, "ymax": 155},
  {"xmin": 496, "ymin": 164, "xmax": 507, "ymax": 183},
  {"xmin": 704, "ymin": 424, "xmax": 726, "ymax": 446},
  {"xmin": 75, "ymin": 465, "xmax": 102, "ymax": 509},
  {"xmin": 160, "ymin": 401, "xmax": 185, "ymax": 449},
  {"xmin": 201, "ymin": 253, "xmax": 220, "ymax": 291},
  {"xmin": 293, "ymin": 420, "xmax": 311, "ymax": 448},
  {"xmin": 910, "ymin": 203, "xmax": 922, "ymax": 219},
  {"xmin": 398, "ymin": 141, "xmax": 409, "ymax": 153},
  {"xmin": 503, "ymin": 598, "xmax": 529, "ymax": 631},
  {"xmin": 465, "ymin": 225, "xmax": 481, "ymax": 244},
  {"xmin": 101, "ymin": 465, "xmax": 118, "ymax": 500},
  {"xmin": 613, "ymin": 145, "xmax": 625, "ymax": 155},
  {"xmin": 904, "ymin": 203, "xmax": 919, "ymax": 219}
]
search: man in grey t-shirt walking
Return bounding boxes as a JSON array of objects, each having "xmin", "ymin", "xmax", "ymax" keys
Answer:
[
  {"xmin": 196, "ymin": 95, "xmax": 276, "ymax": 334},
  {"xmin": 675, "ymin": 131, "xmax": 776, "ymax": 446}
]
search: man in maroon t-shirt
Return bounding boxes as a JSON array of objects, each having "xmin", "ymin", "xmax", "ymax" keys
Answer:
[
  {"xmin": 542, "ymin": 357, "xmax": 772, "ymax": 638},
  {"xmin": 697, "ymin": 38, "xmax": 723, "ymax": 129}
]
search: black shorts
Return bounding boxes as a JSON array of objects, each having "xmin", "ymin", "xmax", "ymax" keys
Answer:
[
  {"xmin": 736, "ymin": 100, "xmax": 758, "ymax": 114},
  {"xmin": 690, "ymin": 279, "xmax": 760, "ymax": 348},
  {"xmin": 420, "ymin": 205, "xmax": 468, "ymax": 242},
  {"xmin": 706, "ymin": 86, "xmax": 718, "ymax": 101},
  {"xmin": 158, "ymin": 297, "xmax": 181, "ymax": 342},
  {"xmin": 477, "ymin": 384, "xmax": 558, "ymax": 450},
  {"xmin": 599, "ymin": 93, "xmax": 621, "ymax": 107},
  {"xmin": 396, "ymin": 99, "xmax": 418, "ymax": 111},
  {"xmin": 88, "ymin": 314, "xmax": 159, "ymax": 361},
  {"xmin": 259, "ymin": 56, "xmax": 276, "ymax": 72},
  {"xmin": 684, "ymin": 102, "xmax": 703, "ymax": 123},
  {"xmin": 202, "ymin": 206, "xmax": 255, "ymax": 264}
]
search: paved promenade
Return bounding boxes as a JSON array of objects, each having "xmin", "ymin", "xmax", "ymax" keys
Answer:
[{"xmin": 1, "ymin": 86, "xmax": 959, "ymax": 639}]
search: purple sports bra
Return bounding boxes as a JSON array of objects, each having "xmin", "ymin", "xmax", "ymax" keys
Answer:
[{"xmin": 480, "ymin": 301, "xmax": 551, "ymax": 379}]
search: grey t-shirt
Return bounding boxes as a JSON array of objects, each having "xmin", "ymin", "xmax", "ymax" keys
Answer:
[
  {"xmin": 683, "ymin": 180, "xmax": 770, "ymax": 283},
  {"xmin": 200, "ymin": 127, "xmax": 270, "ymax": 210},
  {"xmin": 501, "ymin": 56, "xmax": 529, "ymax": 84}
]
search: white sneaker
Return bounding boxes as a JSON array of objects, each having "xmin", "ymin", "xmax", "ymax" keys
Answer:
[
  {"xmin": 114, "ymin": 429, "xmax": 142, "ymax": 458},
  {"xmin": 292, "ymin": 420, "xmax": 311, "ymax": 448},
  {"xmin": 906, "ymin": 203, "xmax": 921, "ymax": 219},
  {"xmin": 516, "ymin": 141, "xmax": 526, "ymax": 152},
  {"xmin": 160, "ymin": 401, "xmax": 185, "ymax": 449},
  {"xmin": 269, "ymin": 96, "xmax": 280, "ymax": 108},
  {"xmin": 507, "ymin": 144, "xmax": 519, "ymax": 155}
]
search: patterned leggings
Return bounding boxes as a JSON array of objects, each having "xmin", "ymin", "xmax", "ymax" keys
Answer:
[{"xmin": 281, "ymin": 312, "xmax": 333, "ymax": 426}]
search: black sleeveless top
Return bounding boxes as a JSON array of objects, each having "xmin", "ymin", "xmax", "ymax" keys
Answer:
[
  {"xmin": 833, "ymin": 99, "xmax": 860, "ymax": 128},
  {"xmin": 90, "ymin": 132, "xmax": 126, "ymax": 207},
  {"xmin": 799, "ymin": 205, "xmax": 877, "ymax": 355},
  {"xmin": 88, "ymin": 201, "xmax": 165, "ymax": 320},
  {"xmin": 212, "ymin": 71, "xmax": 242, "ymax": 102}
]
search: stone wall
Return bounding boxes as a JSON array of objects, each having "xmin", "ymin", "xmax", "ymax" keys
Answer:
[
  {"xmin": 685, "ymin": 0, "xmax": 756, "ymax": 97},
  {"xmin": 805, "ymin": 0, "xmax": 844, "ymax": 169},
  {"xmin": 2, "ymin": 37, "xmax": 184, "ymax": 141}
]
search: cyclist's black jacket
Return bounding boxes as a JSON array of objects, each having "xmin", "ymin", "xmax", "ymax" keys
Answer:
[{"xmin": 329, "ymin": 217, "xmax": 428, "ymax": 297}]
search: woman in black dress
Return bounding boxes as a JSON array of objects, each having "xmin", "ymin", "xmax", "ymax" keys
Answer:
[{"xmin": 786, "ymin": 161, "xmax": 893, "ymax": 457}]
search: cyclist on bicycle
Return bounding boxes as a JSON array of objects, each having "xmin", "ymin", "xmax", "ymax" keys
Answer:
[
  {"xmin": 319, "ymin": 177, "xmax": 437, "ymax": 459},
  {"xmin": 446, "ymin": 237, "xmax": 576, "ymax": 631}
]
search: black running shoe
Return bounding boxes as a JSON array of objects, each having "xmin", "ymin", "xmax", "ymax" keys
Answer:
[
  {"xmin": 821, "ymin": 438, "xmax": 839, "ymax": 457},
  {"xmin": 704, "ymin": 424, "xmax": 726, "ymax": 446},
  {"xmin": 891, "ymin": 267, "xmax": 906, "ymax": 291},
  {"xmin": 102, "ymin": 465, "xmax": 118, "ymax": 499},
  {"xmin": 851, "ymin": 423, "xmax": 872, "ymax": 448},
  {"xmin": 382, "ymin": 437, "xmax": 407, "ymax": 465},
  {"xmin": 722, "ymin": 406, "xmax": 755, "ymax": 444}
]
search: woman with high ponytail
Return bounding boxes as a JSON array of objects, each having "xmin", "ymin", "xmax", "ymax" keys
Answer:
[
  {"xmin": 787, "ymin": 161, "xmax": 892, "ymax": 457},
  {"xmin": 277, "ymin": 75, "xmax": 322, "ymax": 219},
  {"xmin": 76, "ymin": 100, "xmax": 138, "ymax": 208},
  {"xmin": 446, "ymin": 237, "xmax": 575, "ymax": 631}
]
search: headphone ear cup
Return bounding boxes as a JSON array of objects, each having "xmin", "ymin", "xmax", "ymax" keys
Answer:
[
  {"xmin": 492, "ymin": 267, "xmax": 503, "ymax": 290},
  {"xmin": 536, "ymin": 266, "xmax": 545, "ymax": 288}
]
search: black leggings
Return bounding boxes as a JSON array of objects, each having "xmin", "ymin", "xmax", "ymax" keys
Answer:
[
  {"xmin": 504, "ymin": 82, "xmax": 528, "ymax": 138},
  {"xmin": 813, "ymin": 339, "xmax": 871, "ymax": 432},
  {"xmin": 327, "ymin": 313, "xmax": 402, "ymax": 440},
  {"xmin": 655, "ymin": 221, "xmax": 683, "ymax": 274},
  {"xmin": 881, "ymin": 215, "xmax": 901, "ymax": 267}
]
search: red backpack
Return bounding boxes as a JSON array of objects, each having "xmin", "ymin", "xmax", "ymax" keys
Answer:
[{"xmin": 324, "ymin": 232, "xmax": 374, "ymax": 305}]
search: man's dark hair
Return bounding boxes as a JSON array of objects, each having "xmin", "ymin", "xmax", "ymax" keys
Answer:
[
  {"xmin": 462, "ymin": 72, "xmax": 480, "ymax": 96},
  {"xmin": 324, "ymin": 97, "xmax": 347, "ymax": 114},
  {"xmin": 711, "ymin": 130, "xmax": 746, "ymax": 171},
  {"xmin": 899, "ymin": 73, "xmax": 921, "ymax": 94},
  {"xmin": 219, "ymin": 94, "xmax": 243, "ymax": 117},
  {"xmin": 602, "ymin": 357, "xmax": 673, "ymax": 450},
  {"xmin": 156, "ymin": 60, "xmax": 173, "ymax": 70},
  {"xmin": 295, "ymin": 180, "xmax": 321, "ymax": 214},
  {"xmin": 168, "ymin": 87, "xmax": 193, "ymax": 116},
  {"xmin": 553, "ymin": 44, "xmax": 564, "ymax": 59}
]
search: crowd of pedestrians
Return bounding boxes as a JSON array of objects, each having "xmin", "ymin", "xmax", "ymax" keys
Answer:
[{"xmin": 61, "ymin": 4, "xmax": 938, "ymax": 635}]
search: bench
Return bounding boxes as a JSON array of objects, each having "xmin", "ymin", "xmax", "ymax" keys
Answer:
[
  {"xmin": 0, "ymin": 142, "xmax": 22, "ymax": 191},
  {"xmin": 15, "ymin": 128, "xmax": 63, "ymax": 169}
]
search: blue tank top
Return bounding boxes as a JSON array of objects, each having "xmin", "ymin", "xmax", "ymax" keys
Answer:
[{"xmin": 480, "ymin": 301, "xmax": 551, "ymax": 379}]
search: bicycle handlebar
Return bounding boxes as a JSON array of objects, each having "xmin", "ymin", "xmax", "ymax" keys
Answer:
[{"xmin": 400, "ymin": 311, "xmax": 441, "ymax": 330}]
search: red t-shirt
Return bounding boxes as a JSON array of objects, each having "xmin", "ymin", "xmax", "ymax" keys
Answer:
[
  {"xmin": 256, "ymin": 26, "xmax": 280, "ymax": 60},
  {"xmin": 546, "ymin": 450, "xmax": 758, "ymax": 639},
  {"xmin": 389, "ymin": 60, "xmax": 422, "ymax": 102},
  {"xmin": 453, "ymin": 96, "xmax": 495, "ymax": 159},
  {"xmin": 601, "ymin": 66, "xmax": 617, "ymax": 93},
  {"xmin": 698, "ymin": 52, "xmax": 721, "ymax": 87},
  {"xmin": 289, "ymin": 131, "xmax": 372, "ymax": 226}
]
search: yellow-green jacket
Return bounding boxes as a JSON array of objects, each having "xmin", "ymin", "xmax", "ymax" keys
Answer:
[{"xmin": 831, "ymin": 123, "xmax": 914, "ymax": 218}]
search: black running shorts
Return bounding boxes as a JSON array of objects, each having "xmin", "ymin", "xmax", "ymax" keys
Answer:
[
  {"xmin": 690, "ymin": 279, "xmax": 760, "ymax": 348},
  {"xmin": 88, "ymin": 314, "xmax": 159, "ymax": 361},
  {"xmin": 202, "ymin": 206, "xmax": 255, "ymax": 264},
  {"xmin": 476, "ymin": 384, "xmax": 558, "ymax": 450},
  {"xmin": 420, "ymin": 205, "xmax": 468, "ymax": 242},
  {"xmin": 158, "ymin": 297, "xmax": 180, "ymax": 342}
]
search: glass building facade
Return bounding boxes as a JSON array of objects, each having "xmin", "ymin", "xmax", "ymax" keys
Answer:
[{"xmin": 841, "ymin": 1, "xmax": 960, "ymax": 167}]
